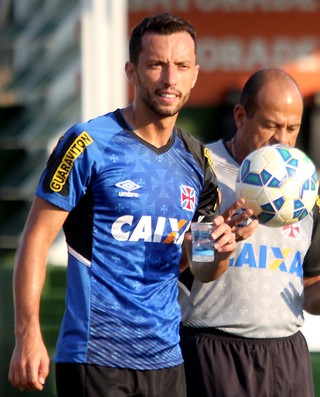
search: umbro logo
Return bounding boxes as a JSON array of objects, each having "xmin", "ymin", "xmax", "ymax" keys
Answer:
[{"xmin": 116, "ymin": 180, "xmax": 141, "ymax": 198}]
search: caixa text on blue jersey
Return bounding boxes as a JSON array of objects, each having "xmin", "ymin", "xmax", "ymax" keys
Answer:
[{"xmin": 111, "ymin": 215, "xmax": 190, "ymax": 244}]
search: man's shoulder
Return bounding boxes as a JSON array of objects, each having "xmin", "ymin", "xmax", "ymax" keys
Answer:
[
  {"xmin": 84, "ymin": 110, "xmax": 118, "ymax": 128},
  {"xmin": 206, "ymin": 139, "xmax": 223, "ymax": 151},
  {"xmin": 175, "ymin": 126, "xmax": 203, "ymax": 144},
  {"xmin": 175, "ymin": 127, "xmax": 207, "ymax": 157},
  {"xmin": 69, "ymin": 110, "xmax": 121, "ymax": 140},
  {"xmin": 206, "ymin": 140, "xmax": 227, "ymax": 163}
]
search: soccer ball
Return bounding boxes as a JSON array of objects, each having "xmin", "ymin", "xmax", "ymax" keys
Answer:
[{"xmin": 235, "ymin": 144, "xmax": 319, "ymax": 227}]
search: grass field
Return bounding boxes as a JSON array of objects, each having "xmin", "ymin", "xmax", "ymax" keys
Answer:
[{"xmin": 311, "ymin": 352, "xmax": 320, "ymax": 396}]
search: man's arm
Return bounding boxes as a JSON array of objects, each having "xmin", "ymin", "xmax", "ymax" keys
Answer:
[
  {"xmin": 303, "ymin": 199, "xmax": 320, "ymax": 315},
  {"xmin": 188, "ymin": 214, "xmax": 237, "ymax": 283},
  {"xmin": 8, "ymin": 196, "xmax": 69, "ymax": 391},
  {"xmin": 180, "ymin": 198, "xmax": 258, "ymax": 282},
  {"xmin": 179, "ymin": 240, "xmax": 190, "ymax": 273},
  {"xmin": 304, "ymin": 276, "xmax": 320, "ymax": 315}
]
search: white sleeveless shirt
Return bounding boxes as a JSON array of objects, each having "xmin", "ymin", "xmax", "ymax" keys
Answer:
[{"xmin": 179, "ymin": 140, "xmax": 314, "ymax": 338}]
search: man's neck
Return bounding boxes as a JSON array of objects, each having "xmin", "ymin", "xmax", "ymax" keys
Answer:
[
  {"xmin": 122, "ymin": 105, "xmax": 177, "ymax": 148},
  {"xmin": 227, "ymin": 135, "xmax": 247, "ymax": 164}
]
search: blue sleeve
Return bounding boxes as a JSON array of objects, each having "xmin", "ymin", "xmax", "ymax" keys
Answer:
[{"xmin": 36, "ymin": 124, "xmax": 99, "ymax": 212}]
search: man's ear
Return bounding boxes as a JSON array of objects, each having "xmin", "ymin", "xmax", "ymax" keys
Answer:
[
  {"xmin": 233, "ymin": 104, "xmax": 246, "ymax": 129},
  {"xmin": 125, "ymin": 61, "xmax": 138, "ymax": 84},
  {"xmin": 191, "ymin": 64, "xmax": 200, "ymax": 89}
]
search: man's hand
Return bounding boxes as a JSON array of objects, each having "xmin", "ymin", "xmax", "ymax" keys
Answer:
[
  {"xmin": 8, "ymin": 332, "xmax": 49, "ymax": 391},
  {"xmin": 188, "ymin": 212, "xmax": 239, "ymax": 283},
  {"xmin": 221, "ymin": 198, "xmax": 259, "ymax": 242}
]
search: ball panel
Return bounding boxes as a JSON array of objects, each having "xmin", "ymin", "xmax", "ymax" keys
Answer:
[
  {"xmin": 257, "ymin": 212, "xmax": 277, "ymax": 224},
  {"xmin": 278, "ymin": 147, "xmax": 292, "ymax": 162},
  {"xmin": 242, "ymin": 173, "xmax": 263, "ymax": 186}
]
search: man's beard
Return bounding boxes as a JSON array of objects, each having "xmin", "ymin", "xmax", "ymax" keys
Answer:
[{"xmin": 140, "ymin": 85, "xmax": 189, "ymax": 118}]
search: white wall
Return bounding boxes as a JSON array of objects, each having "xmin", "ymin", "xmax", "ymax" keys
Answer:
[{"xmin": 81, "ymin": 0, "xmax": 128, "ymax": 121}]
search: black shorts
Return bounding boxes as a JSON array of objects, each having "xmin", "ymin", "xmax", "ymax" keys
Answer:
[
  {"xmin": 55, "ymin": 362, "xmax": 186, "ymax": 397},
  {"xmin": 180, "ymin": 326, "xmax": 314, "ymax": 397}
]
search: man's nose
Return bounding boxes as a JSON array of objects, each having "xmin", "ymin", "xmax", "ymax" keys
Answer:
[
  {"xmin": 273, "ymin": 128, "xmax": 290, "ymax": 145},
  {"xmin": 163, "ymin": 64, "xmax": 177, "ymax": 86}
]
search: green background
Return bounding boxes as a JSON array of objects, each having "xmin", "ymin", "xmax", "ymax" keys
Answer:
[{"xmin": 1, "ymin": 264, "xmax": 320, "ymax": 396}]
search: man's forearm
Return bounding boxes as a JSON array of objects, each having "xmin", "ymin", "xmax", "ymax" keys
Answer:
[{"xmin": 304, "ymin": 277, "xmax": 320, "ymax": 315}]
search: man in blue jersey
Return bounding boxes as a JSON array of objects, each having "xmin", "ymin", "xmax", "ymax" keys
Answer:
[
  {"xmin": 179, "ymin": 68, "xmax": 320, "ymax": 397},
  {"xmin": 8, "ymin": 13, "xmax": 254, "ymax": 397}
]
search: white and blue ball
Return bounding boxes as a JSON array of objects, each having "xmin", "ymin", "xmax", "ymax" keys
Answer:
[{"xmin": 236, "ymin": 144, "xmax": 319, "ymax": 227}]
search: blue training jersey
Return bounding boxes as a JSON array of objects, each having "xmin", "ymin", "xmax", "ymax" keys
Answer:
[{"xmin": 36, "ymin": 109, "xmax": 219, "ymax": 370}]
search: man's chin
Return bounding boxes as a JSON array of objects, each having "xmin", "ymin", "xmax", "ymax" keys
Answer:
[{"xmin": 153, "ymin": 105, "xmax": 181, "ymax": 118}]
